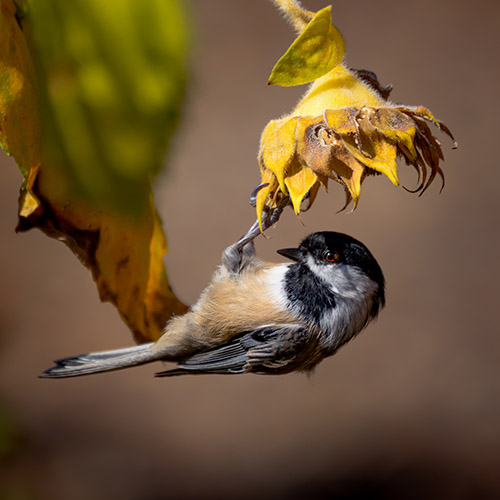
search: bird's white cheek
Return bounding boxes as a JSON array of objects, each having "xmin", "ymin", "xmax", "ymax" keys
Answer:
[{"xmin": 306, "ymin": 256, "xmax": 377, "ymax": 299}]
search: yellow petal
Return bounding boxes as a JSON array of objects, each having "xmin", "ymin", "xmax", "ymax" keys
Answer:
[
  {"xmin": 295, "ymin": 115, "xmax": 332, "ymax": 173},
  {"xmin": 284, "ymin": 167, "xmax": 318, "ymax": 214},
  {"xmin": 410, "ymin": 105, "xmax": 440, "ymax": 127},
  {"xmin": 400, "ymin": 105, "xmax": 456, "ymax": 147},
  {"xmin": 302, "ymin": 181, "xmax": 321, "ymax": 211},
  {"xmin": 255, "ymin": 172, "xmax": 277, "ymax": 232},
  {"xmin": 342, "ymin": 115, "xmax": 399, "ymax": 186},
  {"xmin": 337, "ymin": 161, "xmax": 363, "ymax": 206},
  {"xmin": 324, "ymin": 107, "xmax": 359, "ymax": 135},
  {"xmin": 294, "ymin": 114, "xmax": 363, "ymax": 206},
  {"xmin": 368, "ymin": 108, "xmax": 418, "ymax": 161},
  {"xmin": 343, "ymin": 138, "xmax": 398, "ymax": 186},
  {"xmin": 268, "ymin": 6, "xmax": 345, "ymax": 87},
  {"xmin": 317, "ymin": 173, "xmax": 329, "ymax": 192},
  {"xmin": 260, "ymin": 117, "xmax": 298, "ymax": 194}
]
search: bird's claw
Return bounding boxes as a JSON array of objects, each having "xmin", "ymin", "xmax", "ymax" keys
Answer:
[
  {"xmin": 249, "ymin": 183, "xmax": 269, "ymax": 208},
  {"xmin": 222, "ymin": 187, "xmax": 290, "ymax": 273},
  {"xmin": 222, "ymin": 202, "xmax": 288, "ymax": 273},
  {"xmin": 235, "ymin": 203, "xmax": 285, "ymax": 251}
]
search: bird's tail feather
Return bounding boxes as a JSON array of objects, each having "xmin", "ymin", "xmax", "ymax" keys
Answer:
[{"xmin": 41, "ymin": 342, "xmax": 156, "ymax": 378}]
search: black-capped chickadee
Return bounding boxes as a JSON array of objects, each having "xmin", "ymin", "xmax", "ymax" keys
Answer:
[{"xmin": 42, "ymin": 231, "xmax": 385, "ymax": 378}]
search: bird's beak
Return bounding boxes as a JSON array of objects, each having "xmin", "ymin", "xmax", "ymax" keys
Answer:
[{"xmin": 277, "ymin": 247, "xmax": 302, "ymax": 262}]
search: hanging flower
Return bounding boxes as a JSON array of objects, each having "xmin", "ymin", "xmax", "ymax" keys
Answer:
[{"xmin": 255, "ymin": 4, "xmax": 455, "ymax": 229}]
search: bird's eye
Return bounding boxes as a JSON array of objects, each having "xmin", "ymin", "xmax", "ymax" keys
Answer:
[{"xmin": 324, "ymin": 251, "xmax": 339, "ymax": 263}]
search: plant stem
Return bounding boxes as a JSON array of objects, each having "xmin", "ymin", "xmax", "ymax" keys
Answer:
[{"xmin": 270, "ymin": 0, "xmax": 313, "ymax": 33}]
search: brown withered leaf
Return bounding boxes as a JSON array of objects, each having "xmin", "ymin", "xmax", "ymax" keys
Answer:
[
  {"xmin": 17, "ymin": 166, "xmax": 187, "ymax": 344},
  {"xmin": 1, "ymin": 0, "xmax": 188, "ymax": 344}
]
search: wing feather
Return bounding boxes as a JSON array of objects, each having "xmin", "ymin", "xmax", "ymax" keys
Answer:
[{"xmin": 155, "ymin": 324, "xmax": 312, "ymax": 377}]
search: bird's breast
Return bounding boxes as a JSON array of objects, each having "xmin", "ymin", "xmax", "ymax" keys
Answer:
[{"xmin": 187, "ymin": 264, "xmax": 298, "ymax": 346}]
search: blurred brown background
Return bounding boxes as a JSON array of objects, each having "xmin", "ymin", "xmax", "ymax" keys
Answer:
[{"xmin": 1, "ymin": 0, "xmax": 499, "ymax": 498}]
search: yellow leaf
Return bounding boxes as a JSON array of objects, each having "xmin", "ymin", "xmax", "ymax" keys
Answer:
[
  {"xmin": 2, "ymin": 0, "xmax": 188, "ymax": 343},
  {"xmin": 18, "ymin": 164, "xmax": 42, "ymax": 220},
  {"xmin": 25, "ymin": 168, "xmax": 188, "ymax": 343},
  {"xmin": 28, "ymin": 0, "xmax": 189, "ymax": 215},
  {"xmin": 268, "ymin": 6, "xmax": 345, "ymax": 87},
  {"xmin": 0, "ymin": 0, "xmax": 40, "ymax": 176}
]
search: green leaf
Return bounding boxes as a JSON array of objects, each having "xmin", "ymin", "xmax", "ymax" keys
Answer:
[
  {"xmin": 28, "ymin": 0, "xmax": 189, "ymax": 215},
  {"xmin": 268, "ymin": 6, "xmax": 345, "ymax": 87}
]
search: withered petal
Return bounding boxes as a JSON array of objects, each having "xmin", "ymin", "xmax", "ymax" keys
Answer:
[
  {"xmin": 342, "ymin": 130, "xmax": 399, "ymax": 186},
  {"xmin": 284, "ymin": 166, "xmax": 319, "ymax": 214},
  {"xmin": 260, "ymin": 118, "xmax": 299, "ymax": 194},
  {"xmin": 296, "ymin": 117, "xmax": 332, "ymax": 173},
  {"xmin": 369, "ymin": 108, "xmax": 418, "ymax": 161},
  {"xmin": 350, "ymin": 68, "xmax": 393, "ymax": 100},
  {"xmin": 255, "ymin": 169, "xmax": 279, "ymax": 230},
  {"xmin": 302, "ymin": 181, "xmax": 321, "ymax": 211},
  {"xmin": 323, "ymin": 107, "xmax": 359, "ymax": 135}
]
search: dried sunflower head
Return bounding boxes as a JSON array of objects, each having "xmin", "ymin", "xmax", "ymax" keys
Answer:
[{"xmin": 256, "ymin": 5, "xmax": 455, "ymax": 229}]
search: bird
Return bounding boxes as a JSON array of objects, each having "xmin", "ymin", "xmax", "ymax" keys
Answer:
[{"xmin": 41, "ymin": 231, "xmax": 385, "ymax": 378}]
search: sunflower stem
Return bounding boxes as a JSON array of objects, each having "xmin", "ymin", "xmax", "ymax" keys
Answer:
[{"xmin": 271, "ymin": 0, "xmax": 313, "ymax": 33}]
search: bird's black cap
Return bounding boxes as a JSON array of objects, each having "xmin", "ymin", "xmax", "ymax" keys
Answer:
[{"xmin": 278, "ymin": 231, "xmax": 385, "ymax": 305}]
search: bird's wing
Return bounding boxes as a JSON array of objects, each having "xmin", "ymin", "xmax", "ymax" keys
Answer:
[{"xmin": 155, "ymin": 323, "xmax": 313, "ymax": 377}]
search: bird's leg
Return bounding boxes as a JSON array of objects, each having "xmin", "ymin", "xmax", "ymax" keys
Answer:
[
  {"xmin": 235, "ymin": 181, "xmax": 289, "ymax": 251},
  {"xmin": 222, "ymin": 196, "xmax": 288, "ymax": 273}
]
